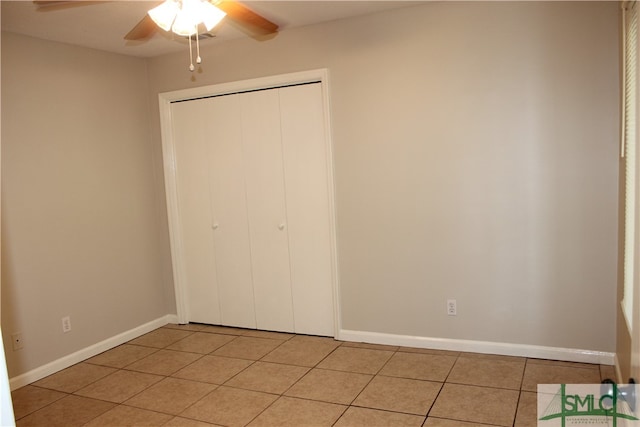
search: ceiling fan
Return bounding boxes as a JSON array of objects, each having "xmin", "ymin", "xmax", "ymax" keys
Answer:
[{"xmin": 33, "ymin": 0, "xmax": 279, "ymax": 41}]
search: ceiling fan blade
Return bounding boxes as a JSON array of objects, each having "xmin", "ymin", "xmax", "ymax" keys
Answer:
[
  {"xmin": 34, "ymin": 0, "xmax": 79, "ymax": 6},
  {"xmin": 124, "ymin": 14, "xmax": 157, "ymax": 41},
  {"xmin": 34, "ymin": 1, "xmax": 106, "ymax": 10},
  {"xmin": 215, "ymin": 0, "xmax": 278, "ymax": 35}
]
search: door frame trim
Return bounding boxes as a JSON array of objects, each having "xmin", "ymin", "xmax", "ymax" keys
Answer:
[{"xmin": 158, "ymin": 69, "xmax": 341, "ymax": 336}]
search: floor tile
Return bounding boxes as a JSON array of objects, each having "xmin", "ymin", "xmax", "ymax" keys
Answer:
[
  {"xmin": 423, "ymin": 417, "xmax": 489, "ymax": 427},
  {"xmin": 247, "ymin": 396, "xmax": 346, "ymax": 427},
  {"xmin": 397, "ymin": 347, "xmax": 461, "ymax": 357},
  {"xmin": 179, "ymin": 386, "xmax": 277, "ymax": 427},
  {"xmin": 196, "ymin": 324, "xmax": 246, "ymax": 335},
  {"xmin": 285, "ymin": 368, "xmax": 372, "ymax": 405},
  {"xmin": 172, "ymin": 355, "xmax": 253, "ymax": 384},
  {"xmin": 163, "ymin": 416, "xmax": 220, "ymax": 426},
  {"xmin": 317, "ymin": 346, "xmax": 394, "ymax": 374},
  {"xmin": 32, "ymin": 363, "xmax": 116, "ymax": 393},
  {"xmin": 340, "ymin": 341, "xmax": 400, "ymax": 352},
  {"xmin": 600, "ymin": 364, "xmax": 616, "ymax": 382},
  {"xmin": 261, "ymin": 335, "xmax": 340, "ymax": 367},
  {"xmin": 213, "ymin": 336, "xmax": 284, "ymax": 360},
  {"xmin": 126, "ymin": 349, "xmax": 202, "ymax": 376},
  {"xmin": 334, "ymin": 406, "xmax": 425, "ymax": 427},
  {"xmin": 15, "ymin": 395, "xmax": 115, "ymax": 427},
  {"xmin": 429, "ymin": 383, "xmax": 519, "ymax": 427},
  {"xmin": 289, "ymin": 335, "xmax": 341, "ymax": 345},
  {"xmin": 10, "ymin": 385, "xmax": 67, "ymax": 420},
  {"xmin": 446, "ymin": 356, "xmax": 525, "ymax": 390},
  {"xmin": 526, "ymin": 358, "xmax": 600, "ymax": 370},
  {"xmin": 379, "ymin": 352, "xmax": 457, "ymax": 382},
  {"xmin": 128, "ymin": 328, "xmax": 194, "ymax": 348},
  {"xmin": 514, "ymin": 391, "xmax": 537, "ymax": 427},
  {"xmin": 242, "ymin": 329, "xmax": 294, "ymax": 340},
  {"xmin": 125, "ymin": 377, "xmax": 216, "ymax": 415},
  {"xmin": 167, "ymin": 332, "xmax": 236, "ymax": 354},
  {"xmin": 84, "ymin": 404, "xmax": 173, "ymax": 426},
  {"xmin": 164, "ymin": 323, "xmax": 208, "ymax": 332},
  {"xmin": 521, "ymin": 362, "xmax": 602, "ymax": 392},
  {"xmin": 74, "ymin": 369, "xmax": 163, "ymax": 403},
  {"xmin": 224, "ymin": 361, "xmax": 309, "ymax": 394},
  {"xmin": 459, "ymin": 352, "xmax": 526, "ymax": 362},
  {"xmin": 85, "ymin": 344, "xmax": 158, "ymax": 368},
  {"xmin": 352, "ymin": 375, "xmax": 441, "ymax": 415}
]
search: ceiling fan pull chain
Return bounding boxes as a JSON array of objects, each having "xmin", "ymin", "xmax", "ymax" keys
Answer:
[
  {"xmin": 196, "ymin": 25, "xmax": 202, "ymax": 65},
  {"xmin": 188, "ymin": 34, "xmax": 195, "ymax": 72}
]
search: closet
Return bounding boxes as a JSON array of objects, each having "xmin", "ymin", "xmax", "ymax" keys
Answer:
[{"xmin": 163, "ymin": 77, "xmax": 336, "ymax": 337}]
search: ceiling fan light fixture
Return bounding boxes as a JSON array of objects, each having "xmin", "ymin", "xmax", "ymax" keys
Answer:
[
  {"xmin": 172, "ymin": 0, "xmax": 201, "ymax": 36},
  {"xmin": 147, "ymin": 0, "xmax": 229, "ymax": 71},
  {"xmin": 171, "ymin": 13, "xmax": 196, "ymax": 36},
  {"xmin": 150, "ymin": 0, "xmax": 226, "ymax": 37},
  {"xmin": 148, "ymin": 0, "xmax": 179, "ymax": 32}
]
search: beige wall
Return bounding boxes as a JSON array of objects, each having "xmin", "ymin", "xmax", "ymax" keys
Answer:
[
  {"xmin": 148, "ymin": 1, "xmax": 620, "ymax": 352},
  {"xmin": 1, "ymin": 33, "xmax": 173, "ymax": 377},
  {"xmin": 0, "ymin": 0, "xmax": 621, "ymax": 379}
]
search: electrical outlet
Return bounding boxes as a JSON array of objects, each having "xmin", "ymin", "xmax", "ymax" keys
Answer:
[
  {"xmin": 11, "ymin": 332, "xmax": 23, "ymax": 351},
  {"xmin": 447, "ymin": 299, "xmax": 457, "ymax": 316},
  {"xmin": 62, "ymin": 316, "xmax": 72, "ymax": 333}
]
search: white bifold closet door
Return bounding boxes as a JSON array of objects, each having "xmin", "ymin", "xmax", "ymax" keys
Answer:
[
  {"xmin": 206, "ymin": 94, "xmax": 256, "ymax": 329},
  {"xmin": 171, "ymin": 97, "xmax": 223, "ymax": 326},
  {"xmin": 170, "ymin": 82, "xmax": 334, "ymax": 336}
]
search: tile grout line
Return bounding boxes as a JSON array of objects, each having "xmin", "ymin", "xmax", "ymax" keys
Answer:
[{"xmin": 423, "ymin": 352, "xmax": 459, "ymax": 421}]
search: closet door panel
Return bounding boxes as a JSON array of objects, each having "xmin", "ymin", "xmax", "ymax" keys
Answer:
[
  {"xmin": 240, "ymin": 90, "xmax": 295, "ymax": 332},
  {"xmin": 206, "ymin": 95, "xmax": 257, "ymax": 329},
  {"xmin": 280, "ymin": 83, "xmax": 335, "ymax": 336},
  {"xmin": 170, "ymin": 100, "xmax": 221, "ymax": 325}
]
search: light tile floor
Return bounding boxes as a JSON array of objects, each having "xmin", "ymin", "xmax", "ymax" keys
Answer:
[{"xmin": 11, "ymin": 323, "xmax": 616, "ymax": 426}]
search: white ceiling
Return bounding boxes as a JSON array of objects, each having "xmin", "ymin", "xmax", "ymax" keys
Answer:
[{"xmin": 1, "ymin": 0, "xmax": 420, "ymax": 58}]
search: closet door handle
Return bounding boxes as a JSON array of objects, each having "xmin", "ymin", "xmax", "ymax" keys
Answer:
[
  {"xmin": 278, "ymin": 223, "xmax": 286, "ymax": 231},
  {"xmin": 212, "ymin": 223, "xmax": 219, "ymax": 230}
]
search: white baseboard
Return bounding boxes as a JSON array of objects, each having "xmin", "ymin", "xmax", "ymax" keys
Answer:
[
  {"xmin": 9, "ymin": 314, "xmax": 179, "ymax": 391},
  {"xmin": 338, "ymin": 329, "xmax": 615, "ymax": 365}
]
